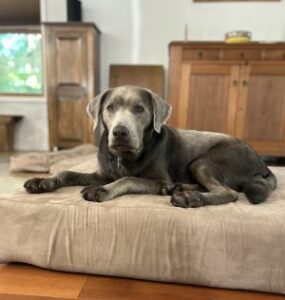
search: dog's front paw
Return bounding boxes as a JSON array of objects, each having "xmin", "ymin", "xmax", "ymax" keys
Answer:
[
  {"xmin": 170, "ymin": 191, "xmax": 205, "ymax": 208},
  {"xmin": 24, "ymin": 177, "xmax": 60, "ymax": 193},
  {"xmin": 160, "ymin": 183, "xmax": 184, "ymax": 195},
  {"xmin": 81, "ymin": 185, "xmax": 110, "ymax": 202}
]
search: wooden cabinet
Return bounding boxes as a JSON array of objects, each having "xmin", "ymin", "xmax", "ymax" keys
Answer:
[
  {"xmin": 178, "ymin": 63, "xmax": 239, "ymax": 135},
  {"xmin": 42, "ymin": 23, "xmax": 100, "ymax": 149},
  {"xmin": 168, "ymin": 42, "xmax": 285, "ymax": 156},
  {"xmin": 236, "ymin": 63, "xmax": 285, "ymax": 155}
]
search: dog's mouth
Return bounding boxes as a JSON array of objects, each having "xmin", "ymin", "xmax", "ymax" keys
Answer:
[
  {"xmin": 112, "ymin": 144, "xmax": 134, "ymax": 152},
  {"xmin": 110, "ymin": 142, "xmax": 138, "ymax": 153},
  {"xmin": 109, "ymin": 141, "xmax": 143, "ymax": 160}
]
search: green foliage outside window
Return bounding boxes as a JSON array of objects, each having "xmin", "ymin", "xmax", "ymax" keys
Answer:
[{"xmin": 0, "ymin": 33, "xmax": 43, "ymax": 94}]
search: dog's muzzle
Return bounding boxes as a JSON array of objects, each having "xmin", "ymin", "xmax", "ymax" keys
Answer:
[{"xmin": 110, "ymin": 125, "xmax": 135, "ymax": 153}]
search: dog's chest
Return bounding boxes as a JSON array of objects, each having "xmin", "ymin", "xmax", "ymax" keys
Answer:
[{"xmin": 109, "ymin": 157, "xmax": 131, "ymax": 178}]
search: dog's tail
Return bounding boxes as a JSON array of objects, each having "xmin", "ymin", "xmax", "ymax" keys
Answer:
[{"xmin": 243, "ymin": 167, "xmax": 277, "ymax": 204}]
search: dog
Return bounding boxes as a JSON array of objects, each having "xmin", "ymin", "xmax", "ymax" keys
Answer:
[{"xmin": 24, "ymin": 86, "xmax": 277, "ymax": 208}]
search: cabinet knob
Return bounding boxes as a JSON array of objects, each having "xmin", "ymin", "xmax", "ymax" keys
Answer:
[
  {"xmin": 198, "ymin": 51, "xmax": 203, "ymax": 59},
  {"xmin": 233, "ymin": 80, "xmax": 239, "ymax": 86},
  {"xmin": 240, "ymin": 52, "xmax": 245, "ymax": 59},
  {"xmin": 242, "ymin": 80, "xmax": 248, "ymax": 87}
]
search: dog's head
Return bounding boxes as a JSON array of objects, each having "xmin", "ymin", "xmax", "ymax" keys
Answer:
[{"xmin": 87, "ymin": 86, "xmax": 172, "ymax": 158}]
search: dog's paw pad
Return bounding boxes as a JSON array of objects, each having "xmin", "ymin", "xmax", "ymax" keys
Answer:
[
  {"xmin": 39, "ymin": 178, "xmax": 60, "ymax": 191},
  {"xmin": 172, "ymin": 183, "xmax": 184, "ymax": 194},
  {"xmin": 170, "ymin": 191, "xmax": 204, "ymax": 208},
  {"xmin": 81, "ymin": 185, "xmax": 109, "ymax": 202},
  {"xmin": 24, "ymin": 178, "xmax": 43, "ymax": 193},
  {"xmin": 160, "ymin": 183, "xmax": 183, "ymax": 195},
  {"xmin": 24, "ymin": 178, "xmax": 60, "ymax": 193}
]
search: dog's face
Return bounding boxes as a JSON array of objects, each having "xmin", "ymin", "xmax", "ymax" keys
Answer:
[
  {"xmin": 102, "ymin": 87, "xmax": 153, "ymax": 157},
  {"xmin": 87, "ymin": 86, "xmax": 172, "ymax": 158}
]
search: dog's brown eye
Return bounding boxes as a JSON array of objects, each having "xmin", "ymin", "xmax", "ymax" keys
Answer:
[
  {"xmin": 134, "ymin": 105, "xmax": 144, "ymax": 113},
  {"xmin": 107, "ymin": 104, "xmax": 115, "ymax": 112}
]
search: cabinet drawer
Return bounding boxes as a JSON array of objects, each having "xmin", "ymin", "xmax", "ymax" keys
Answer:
[
  {"xmin": 263, "ymin": 49, "xmax": 285, "ymax": 61},
  {"xmin": 182, "ymin": 49, "xmax": 220, "ymax": 60},
  {"xmin": 223, "ymin": 49, "xmax": 261, "ymax": 60}
]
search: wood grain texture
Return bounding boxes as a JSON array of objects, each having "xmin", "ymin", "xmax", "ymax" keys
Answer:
[
  {"xmin": 168, "ymin": 45, "xmax": 182, "ymax": 127},
  {"xmin": 168, "ymin": 41, "xmax": 285, "ymax": 155},
  {"xmin": 235, "ymin": 64, "xmax": 250, "ymax": 139},
  {"xmin": 169, "ymin": 41, "xmax": 285, "ymax": 49},
  {"xmin": 176, "ymin": 63, "xmax": 239, "ymax": 134},
  {"xmin": 109, "ymin": 65, "xmax": 164, "ymax": 97},
  {"xmin": 0, "ymin": 264, "xmax": 87, "ymax": 299},
  {"xmin": 264, "ymin": 49, "xmax": 285, "ymax": 60},
  {"xmin": 235, "ymin": 63, "xmax": 285, "ymax": 154},
  {"xmin": 227, "ymin": 66, "xmax": 240, "ymax": 135},
  {"xmin": 86, "ymin": 28, "xmax": 99, "ymax": 144},
  {"xmin": 188, "ymin": 73, "xmax": 229, "ymax": 132},
  {"xmin": 177, "ymin": 63, "xmax": 191, "ymax": 129},
  {"xmin": 223, "ymin": 49, "xmax": 261, "ymax": 60},
  {"xmin": 182, "ymin": 49, "xmax": 221, "ymax": 61},
  {"xmin": 0, "ymin": 116, "xmax": 22, "ymax": 151},
  {"xmin": 43, "ymin": 23, "xmax": 99, "ymax": 149},
  {"xmin": 246, "ymin": 75, "xmax": 285, "ymax": 141},
  {"xmin": 0, "ymin": 0, "xmax": 40, "ymax": 26},
  {"xmin": 0, "ymin": 264, "xmax": 284, "ymax": 300},
  {"xmin": 0, "ymin": 294, "xmax": 74, "ymax": 300},
  {"xmin": 78, "ymin": 276, "xmax": 285, "ymax": 300}
]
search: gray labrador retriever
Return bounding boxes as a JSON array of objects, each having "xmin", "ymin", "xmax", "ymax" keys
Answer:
[{"xmin": 24, "ymin": 86, "xmax": 277, "ymax": 208}]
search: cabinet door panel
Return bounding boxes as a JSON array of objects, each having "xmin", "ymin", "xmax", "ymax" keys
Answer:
[
  {"xmin": 236, "ymin": 64, "xmax": 285, "ymax": 155},
  {"xmin": 177, "ymin": 63, "xmax": 239, "ymax": 135},
  {"xmin": 58, "ymin": 101, "xmax": 84, "ymax": 141},
  {"xmin": 43, "ymin": 26, "xmax": 96, "ymax": 149},
  {"xmin": 55, "ymin": 32, "xmax": 87, "ymax": 146},
  {"xmin": 55, "ymin": 35, "xmax": 84, "ymax": 84}
]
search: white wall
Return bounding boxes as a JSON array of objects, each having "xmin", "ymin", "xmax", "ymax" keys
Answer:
[
  {"xmin": 82, "ymin": 0, "xmax": 285, "ymax": 92},
  {"xmin": 82, "ymin": 0, "xmax": 188, "ymax": 92},
  {"xmin": 188, "ymin": 1, "xmax": 285, "ymax": 41},
  {"xmin": 40, "ymin": 0, "xmax": 67, "ymax": 22}
]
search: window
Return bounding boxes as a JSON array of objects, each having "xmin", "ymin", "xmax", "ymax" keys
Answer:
[{"xmin": 0, "ymin": 32, "xmax": 43, "ymax": 94}]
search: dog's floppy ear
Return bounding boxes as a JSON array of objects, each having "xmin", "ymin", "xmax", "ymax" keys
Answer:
[
  {"xmin": 86, "ymin": 89, "xmax": 110, "ymax": 130},
  {"xmin": 146, "ymin": 89, "xmax": 172, "ymax": 133}
]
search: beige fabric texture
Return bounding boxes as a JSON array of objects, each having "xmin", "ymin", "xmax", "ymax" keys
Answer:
[
  {"xmin": 0, "ymin": 165, "xmax": 285, "ymax": 294},
  {"xmin": 49, "ymin": 154, "xmax": 97, "ymax": 175},
  {"xmin": 9, "ymin": 144, "xmax": 97, "ymax": 173}
]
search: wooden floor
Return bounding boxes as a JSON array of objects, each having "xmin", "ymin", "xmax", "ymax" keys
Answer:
[
  {"xmin": 1, "ymin": 153, "xmax": 285, "ymax": 299},
  {"xmin": 0, "ymin": 263, "xmax": 284, "ymax": 300}
]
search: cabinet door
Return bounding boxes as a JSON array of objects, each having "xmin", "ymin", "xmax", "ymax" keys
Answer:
[
  {"xmin": 175, "ymin": 63, "xmax": 240, "ymax": 135},
  {"xmin": 43, "ymin": 25, "xmax": 96, "ymax": 149},
  {"xmin": 236, "ymin": 64, "xmax": 285, "ymax": 155}
]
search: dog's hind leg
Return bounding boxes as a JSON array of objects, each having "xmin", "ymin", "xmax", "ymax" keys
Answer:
[
  {"xmin": 171, "ymin": 161, "xmax": 239, "ymax": 208},
  {"xmin": 243, "ymin": 169, "xmax": 277, "ymax": 204}
]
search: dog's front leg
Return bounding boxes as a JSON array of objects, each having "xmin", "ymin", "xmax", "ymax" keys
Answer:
[
  {"xmin": 81, "ymin": 176, "xmax": 167, "ymax": 202},
  {"xmin": 24, "ymin": 171, "xmax": 110, "ymax": 194}
]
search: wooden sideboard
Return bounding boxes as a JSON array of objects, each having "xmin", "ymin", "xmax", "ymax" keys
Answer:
[
  {"xmin": 43, "ymin": 23, "xmax": 100, "ymax": 150},
  {"xmin": 168, "ymin": 42, "xmax": 285, "ymax": 156}
]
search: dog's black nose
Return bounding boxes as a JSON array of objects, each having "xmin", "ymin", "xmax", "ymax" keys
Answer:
[{"xmin": 113, "ymin": 125, "xmax": 129, "ymax": 139}]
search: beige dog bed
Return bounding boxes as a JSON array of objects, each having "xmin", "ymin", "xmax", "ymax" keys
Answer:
[
  {"xmin": 9, "ymin": 144, "xmax": 97, "ymax": 173},
  {"xmin": 0, "ymin": 161, "xmax": 285, "ymax": 295}
]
